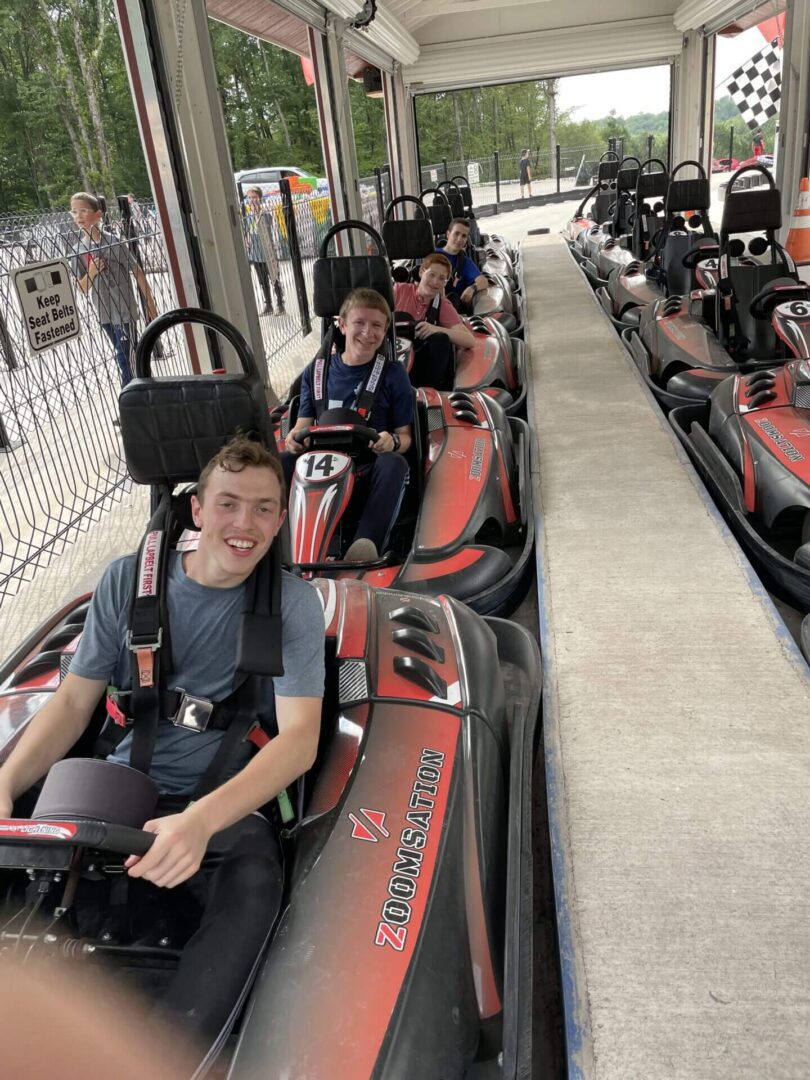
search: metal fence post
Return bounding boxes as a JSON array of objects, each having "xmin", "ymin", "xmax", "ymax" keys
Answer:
[
  {"xmin": 728, "ymin": 126, "xmax": 734, "ymax": 164},
  {"xmin": 442, "ymin": 158, "xmax": 449, "ymax": 182},
  {"xmin": 646, "ymin": 134, "xmax": 654, "ymax": 161},
  {"xmin": 494, "ymin": 151, "xmax": 501, "ymax": 205},
  {"xmin": 280, "ymin": 178, "xmax": 312, "ymax": 339},
  {"xmin": 374, "ymin": 167, "xmax": 385, "ymax": 225},
  {"xmin": 556, "ymin": 144, "xmax": 561, "ymax": 194}
]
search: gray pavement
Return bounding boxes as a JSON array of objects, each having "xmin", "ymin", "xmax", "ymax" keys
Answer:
[{"xmin": 526, "ymin": 234, "xmax": 810, "ymax": 1079}]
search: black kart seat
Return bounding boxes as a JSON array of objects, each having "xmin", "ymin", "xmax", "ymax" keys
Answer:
[
  {"xmin": 668, "ymin": 177, "xmax": 711, "ymax": 214},
  {"xmin": 382, "ymin": 197, "xmax": 435, "ymax": 261},
  {"xmin": 721, "ymin": 185, "xmax": 782, "ymax": 236}
]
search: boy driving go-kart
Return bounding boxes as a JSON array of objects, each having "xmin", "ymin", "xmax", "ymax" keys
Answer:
[
  {"xmin": 283, "ymin": 288, "xmax": 414, "ymax": 564},
  {"xmin": 0, "ymin": 435, "xmax": 325, "ymax": 1053},
  {"xmin": 393, "ymin": 253, "xmax": 475, "ymax": 391}
]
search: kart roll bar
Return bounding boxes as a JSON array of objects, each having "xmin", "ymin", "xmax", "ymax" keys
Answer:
[
  {"xmin": 318, "ymin": 219, "xmax": 388, "ymax": 259},
  {"xmin": 384, "ymin": 195, "xmax": 430, "ymax": 221},
  {"xmin": 135, "ymin": 307, "xmax": 258, "ymax": 379}
]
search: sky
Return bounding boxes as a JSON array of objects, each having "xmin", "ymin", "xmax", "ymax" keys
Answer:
[{"xmin": 556, "ymin": 27, "xmax": 774, "ymax": 120}]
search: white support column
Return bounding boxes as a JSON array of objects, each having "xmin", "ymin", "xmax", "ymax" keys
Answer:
[
  {"xmin": 115, "ymin": 0, "xmax": 268, "ymax": 384},
  {"xmin": 382, "ymin": 64, "xmax": 420, "ymax": 198},
  {"xmin": 670, "ymin": 30, "xmax": 715, "ymax": 172},
  {"xmin": 308, "ymin": 18, "xmax": 363, "ymax": 231},
  {"xmin": 777, "ymin": 0, "xmax": 810, "ymax": 235}
]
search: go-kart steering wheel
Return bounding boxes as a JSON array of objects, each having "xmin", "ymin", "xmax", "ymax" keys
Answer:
[
  {"xmin": 0, "ymin": 816, "xmax": 155, "ymax": 859},
  {"xmin": 293, "ymin": 417, "xmax": 380, "ymax": 461},
  {"xmin": 681, "ymin": 243, "xmax": 719, "ymax": 269},
  {"xmin": 749, "ymin": 281, "xmax": 810, "ymax": 320},
  {"xmin": 394, "ymin": 311, "xmax": 417, "ymax": 339}
]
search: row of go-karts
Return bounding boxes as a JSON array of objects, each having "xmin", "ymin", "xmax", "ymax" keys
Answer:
[
  {"xmin": 565, "ymin": 151, "xmax": 810, "ymax": 655},
  {"xmin": 0, "ymin": 182, "xmax": 544, "ymax": 1078}
]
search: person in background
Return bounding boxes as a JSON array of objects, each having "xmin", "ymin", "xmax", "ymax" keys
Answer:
[
  {"xmin": 438, "ymin": 218, "xmax": 489, "ymax": 314},
  {"xmin": 393, "ymin": 253, "xmax": 475, "ymax": 391},
  {"xmin": 284, "ymin": 289, "xmax": 413, "ymax": 564},
  {"xmin": 70, "ymin": 192, "xmax": 157, "ymax": 388},
  {"xmin": 519, "ymin": 149, "xmax": 532, "ymax": 198},
  {"xmin": 752, "ymin": 129, "xmax": 765, "ymax": 159},
  {"xmin": 243, "ymin": 187, "xmax": 286, "ymax": 317}
]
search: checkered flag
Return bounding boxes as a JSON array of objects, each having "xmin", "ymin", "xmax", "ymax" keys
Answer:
[{"xmin": 725, "ymin": 40, "xmax": 782, "ymax": 131}]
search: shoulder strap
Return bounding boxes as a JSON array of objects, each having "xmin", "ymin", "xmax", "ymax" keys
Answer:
[
  {"xmin": 354, "ymin": 353, "xmax": 389, "ymax": 419},
  {"xmin": 127, "ymin": 492, "xmax": 174, "ymax": 775},
  {"xmin": 313, "ymin": 352, "xmax": 330, "ymax": 420},
  {"xmin": 425, "ymin": 294, "xmax": 442, "ymax": 326}
]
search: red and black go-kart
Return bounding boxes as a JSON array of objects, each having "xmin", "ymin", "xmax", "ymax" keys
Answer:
[
  {"xmin": 624, "ymin": 165, "xmax": 810, "ymax": 411},
  {"xmin": 564, "ymin": 149, "xmax": 621, "ymax": 254},
  {"xmin": 0, "ymin": 308, "xmax": 543, "ymax": 1078},
  {"xmin": 669, "ymin": 321, "xmax": 810, "ymax": 614},
  {"xmin": 596, "ymin": 159, "xmax": 721, "ymax": 329},
  {"xmin": 270, "ymin": 223, "xmax": 533, "ymax": 614},
  {"xmin": 379, "ymin": 203, "xmax": 527, "ymax": 414}
]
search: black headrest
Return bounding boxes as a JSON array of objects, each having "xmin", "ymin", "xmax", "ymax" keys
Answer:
[
  {"xmin": 668, "ymin": 178, "xmax": 711, "ymax": 213},
  {"xmin": 598, "ymin": 161, "xmax": 619, "ymax": 182},
  {"xmin": 721, "ymin": 186, "xmax": 782, "ymax": 235},
  {"xmin": 451, "ymin": 178, "xmax": 473, "ymax": 209},
  {"xmin": 381, "ymin": 218, "xmax": 435, "ymax": 260},
  {"xmin": 312, "ymin": 255, "xmax": 395, "ymax": 317},
  {"xmin": 636, "ymin": 172, "xmax": 669, "ymax": 202},
  {"xmin": 440, "ymin": 188, "xmax": 465, "ymax": 216},
  {"xmin": 118, "ymin": 373, "xmax": 270, "ymax": 488},
  {"xmin": 120, "ymin": 372, "xmax": 271, "ymax": 487},
  {"xmin": 426, "ymin": 201, "xmax": 452, "ymax": 237},
  {"xmin": 617, "ymin": 166, "xmax": 639, "ymax": 192}
]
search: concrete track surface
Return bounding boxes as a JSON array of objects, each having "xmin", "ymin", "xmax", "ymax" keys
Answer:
[{"xmin": 526, "ymin": 233, "xmax": 810, "ymax": 1080}]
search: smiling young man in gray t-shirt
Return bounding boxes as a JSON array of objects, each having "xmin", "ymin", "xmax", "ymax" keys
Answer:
[{"xmin": 0, "ymin": 435, "xmax": 325, "ymax": 1050}]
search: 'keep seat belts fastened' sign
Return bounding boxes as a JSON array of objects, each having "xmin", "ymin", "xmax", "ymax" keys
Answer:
[{"xmin": 13, "ymin": 260, "xmax": 81, "ymax": 354}]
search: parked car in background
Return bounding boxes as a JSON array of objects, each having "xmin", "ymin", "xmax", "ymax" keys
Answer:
[
  {"xmin": 737, "ymin": 154, "xmax": 774, "ymax": 170},
  {"xmin": 234, "ymin": 166, "xmax": 328, "ymax": 197},
  {"xmin": 711, "ymin": 157, "xmax": 739, "ymax": 173}
]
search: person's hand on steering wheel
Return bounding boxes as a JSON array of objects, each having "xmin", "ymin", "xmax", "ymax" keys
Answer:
[
  {"xmin": 285, "ymin": 425, "xmax": 310, "ymax": 455},
  {"xmin": 371, "ymin": 430, "xmax": 397, "ymax": 454}
]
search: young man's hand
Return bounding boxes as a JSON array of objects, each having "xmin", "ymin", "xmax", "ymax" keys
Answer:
[
  {"xmin": 125, "ymin": 806, "xmax": 213, "ymax": 888},
  {"xmin": 414, "ymin": 321, "xmax": 440, "ymax": 340},
  {"xmin": 88, "ymin": 255, "xmax": 107, "ymax": 280}
]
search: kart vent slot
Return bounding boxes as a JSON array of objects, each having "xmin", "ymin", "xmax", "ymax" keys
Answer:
[
  {"xmin": 393, "ymin": 656, "xmax": 447, "ymax": 699},
  {"xmin": 60, "ymin": 654, "xmax": 73, "ymax": 681},
  {"xmin": 391, "ymin": 629, "xmax": 446, "ymax": 663},
  {"xmin": 747, "ymin": 389, "xmax": 777, "ymax": 407},
  {"xmin": 9, "ymin": 649, "xmax": 66, "ymax": 687},
  {"xmin": 453, "ymin": 409, "xmax": 480, "ymax": 424},
  {"xmin": 338, "ymin": 660, "xmax": 369, "ymax": 704},
  {"xmin": 41, "ymin": 626, "xmax": 83, "ymax": 652},
  {"xmin": 794, "ymin": 386, "xmax": 810, "ymax": 408},
  {"xmin": 388, "ymin": 606, "xmax": 440, "ymax": 633}
]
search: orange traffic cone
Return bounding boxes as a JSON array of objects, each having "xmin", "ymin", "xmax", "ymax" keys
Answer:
[{"xmin": 785, "ymin": 177, "xmax": 810, "ymax": 264}]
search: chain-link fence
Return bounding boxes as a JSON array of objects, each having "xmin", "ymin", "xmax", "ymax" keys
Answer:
[
  {"xmin": 0, "ymin": 199, "xmax": 190, "ymax": 605},
  {"xmin": 358, "ymin": 166, "xmax": 394, "ymax": 236},
  {"xmin": 0, "ymin": 184, "xmax": 350, "ymax": 608}
]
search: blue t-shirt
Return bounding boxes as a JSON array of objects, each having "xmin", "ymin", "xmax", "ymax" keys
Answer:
[
  {"xmin": 69, "ymin": 551, "xmax": 325, "ymax": 795},
  {"xmin": 298, "ymin": 353, "xmax": 413, "ymax": 435},
  {"xmin": 438, "ymin": 249, "xmax": 479, "ymax": 291}
]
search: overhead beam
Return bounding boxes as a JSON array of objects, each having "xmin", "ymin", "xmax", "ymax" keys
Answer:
[
  {"xmin": 402, "ymin": 17, "xmax": 682, "ymax": 92},
  {"xmin": 405, "ymin": 0, "xmax": 550, "ymax": 21}
]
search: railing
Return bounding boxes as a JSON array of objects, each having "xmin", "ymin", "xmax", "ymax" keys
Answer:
[{"xmin": 420, "ymin": 140, "xmax": 670, "ymax": 209}]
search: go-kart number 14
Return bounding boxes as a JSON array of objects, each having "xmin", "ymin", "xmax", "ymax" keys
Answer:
[
  {"xmin": 296, "ymin": 451, "xmax": 352, "ymax": 482},
  {"xmin": 305, "ymin": 453, "xmax": 338, "ymax": 479}
]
